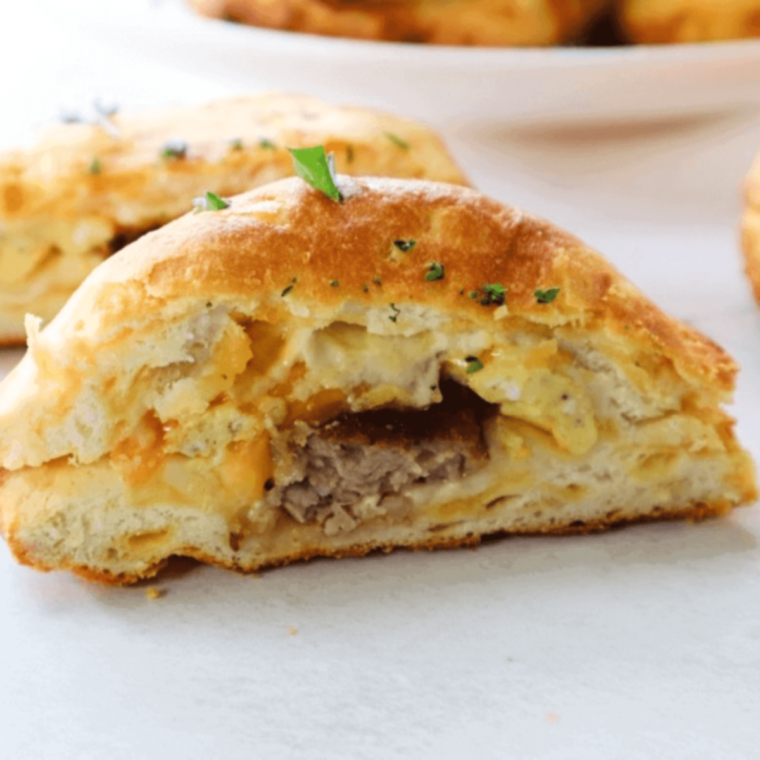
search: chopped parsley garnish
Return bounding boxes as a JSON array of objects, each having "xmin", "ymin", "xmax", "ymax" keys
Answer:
[
  {"xmin": 389, "ymin": 303, "xmax": 401, "ymax": 323},
  {"xmin": 373, "ymin": 276, "xmax": 382, "ymax": 286},
  {"xmin": 89, "ymin": 158, "xmax": 102, "ymax": 175},
  {"xmin": 393, "ymin": 239, "xmax": 417, "ymax": 253},
  {"xmin": 192, "ymin": 191, "xmax": 230, "ymax": 213},
  {"xmin": 385, "ymin": 132, "xmax": 410, "ymax": 150},
  {"xmin": 362, "ymin": 283, "xmax": 370, "ymax": 293},
  {"xmin": 259, "ymin": 138, "xmax": 276, "ymax": 150},
  {"xmin": 161, "ymin": 140, "xmax": 188, "ymax": 161},
  {"xmin": 480, "ymin": 283, "xmax": 507, "ymax": 306},
  {"xmin": 288, "ymin": 145, "xmax": 342, "ymax": 202},
  {"xmin": 281, "ymin": 277, "xmax": 297, "ymax": 297},
  {"xmin": 465, "ymin": 356, "xmax": 484, "ymax": 374},
  {"xmin": 535, "ymin": 287, "xmax": 560, "ymax": 304},
  {"xmin": 468, "ymin": 291, "xmax": 479, "ymax": 299},
  {"xmin": 346, "ymin": 144, "xmax": 355, "ymax": 164},
  {"xmin": 229, "ymin": 138, "xmax": 244, "ymax": 151},
  {"xmin": 330, "ymin": 280, "xmax": 340, "ymax": 287},
  {"xmin": 425, "ymin": 262, "xmax": 445, "ymax": 281}
]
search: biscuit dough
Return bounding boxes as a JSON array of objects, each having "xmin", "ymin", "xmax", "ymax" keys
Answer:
[{"xmin": 0, "ymin": 177, "xmax": 755, "ymax": 584}]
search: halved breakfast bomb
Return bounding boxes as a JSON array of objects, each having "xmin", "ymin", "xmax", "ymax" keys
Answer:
[
  {"xmin": 617, "ymin": 0, "xmax": 760, "ymax": 43},
  {"xmin": 0, "ymin": 176, "xmax": 755, "ymax": 584},
  {"xmin": 0, "ymin": 93, "xmax": 467, "ymax": 346},
  {"xmin": 188, "ymin": 0, "xmax": 609, "ymax": 46}
]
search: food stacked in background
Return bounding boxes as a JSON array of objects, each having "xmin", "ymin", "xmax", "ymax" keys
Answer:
[{"xmin": 189, "ymin": 0, "xmax": 760, "ymax": 45}]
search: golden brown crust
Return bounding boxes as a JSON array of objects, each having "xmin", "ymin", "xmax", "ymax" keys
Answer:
[
  {"xmin": 618, "ymin": 0, "xmax": 760, "ymax": 43},
  {"xmin": 744, "ymin": 153, "xmax": 760, "ymax": 304},
  {"xmin": 188, "ymin": 0, "xmax": 608, "ymax": 46},
  {"xmin": 2, "ymin": 177, "xmax": 754, "ymax": 586},
  {"xmin": 58, "ymin": 176, "xmax": 736, "ymax": 395},
  {"xmin": 0, "ymin": 93, "xmax": 467, "ymax": 346},
  {"xmin": 10, "ymin": 497, "xmax": 732, "ymax": 586}
]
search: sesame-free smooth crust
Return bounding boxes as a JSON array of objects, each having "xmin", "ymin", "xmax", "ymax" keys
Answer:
[
  {"xmin": 60, "ymin": 176, "xmax": 736, "ymax": 392},
  {"xmin": 0, "ymin": 177, "xmax": 755, "ymax": 585}
]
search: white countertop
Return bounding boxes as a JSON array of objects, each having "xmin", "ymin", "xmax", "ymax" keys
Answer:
[{"xmin": 1, "ymin": 5, "xmax": 759, "ymax": 759}]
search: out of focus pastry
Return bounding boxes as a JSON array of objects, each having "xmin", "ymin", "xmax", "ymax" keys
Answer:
[
  {"xmin": 617, "ymin": 0, "xmax": 760, "ymax": 43},
  {"xmin": 0, "ymin": 93, "xmax": 467, "ymax": 346},
  {"xmin": 0, "ymin": 174, "xmax": 754, "ymax": 584},
  {"xmin": 743, "ymin": 152, "xmax": 760, "ymax": 303},
  {"xmin": 188, "ymin": 0, "xmax": 609, "ymax": 46}
]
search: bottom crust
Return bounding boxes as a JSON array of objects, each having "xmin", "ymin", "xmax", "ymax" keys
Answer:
[{"xmin": 6, "ymin": 497, "xmax": 735, "ymax": 586}]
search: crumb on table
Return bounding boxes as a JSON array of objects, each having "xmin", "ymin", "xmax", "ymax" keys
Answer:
[{"xmin": 145, "ymin": 586, "xmax": 164, "ymax": 601}]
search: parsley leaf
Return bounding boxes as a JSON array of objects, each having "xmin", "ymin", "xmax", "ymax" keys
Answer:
[
  {"xmin": 192, "ymin": 191, "xmax": 230, "ymax": 213},
  {"xmin": 480, "ymin": 283, "xmax": 507, "ymax": 306},
  {"xmin": 330, "ymin": 280, "xmax": 340, "ymax": 287},
  {"xmin": 229, "ymin": 138, "xmax": 244, "ymax": 151},
  {"xmin": 259, "ymin": 138, "xmax": 277, "ymax": 150},
  {"xmin": 425, "ymin": 262, "xmax": 445, "ymax": 281},
  {"xmin": 385, "ymin": 132, "xmax": 410, "ymax": 150},
  {"xmin": 465, "ymin": 356, "xmax": 484, "ymax": 374},
  {"xmin": 161, "ymin": 140, "xmax": 188, "ymax": 161},
  {"xmin": 288, "ymin": 145, "xmax": 342, "ymax": 202},
  {"xmin": 394, "ymin": 239, "xmax": 417, "ymax": 252},
  {"xmin": 281, "ymin": 278, "xmax": 297, "ymax": 297},
  {"xmin": 535, "ymin": 287, "xmax": 560, "ymax": 304},
  {"xmin": 389, "ymin": 303, "xmax": 401, "ymax": 323},
  {"xmin": 89, "ymin": 158, "xmax": 102, "ymax": 175}
]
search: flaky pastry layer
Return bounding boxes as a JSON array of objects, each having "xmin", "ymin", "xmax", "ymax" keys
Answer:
[{"xmin": 0, "ymin": 177, "xmax": 755, "ymax": 583}]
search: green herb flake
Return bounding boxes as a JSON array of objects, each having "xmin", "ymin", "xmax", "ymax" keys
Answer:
[
  {"xmin": 465, "ymin": 356, "xmax": 484, "ymax": 374},
  {"xmin": 430, "ymin": 385, "xmax": 437, "ymax": 391},
  {"xmin": 89, "ymin": 158, "xmax": 102, "ymax": 175},
  {"xmin": 288, "ymin": 145, "xmax": 342, "ymax": 202},
  {"xmin": 425, "ymin": 262, "xmax": 445, "ymax": 282},
  {"xmin": 389, "ymin": 303, "xmax": 401, "ymax": 323},
  {"xmin": 193, "ymin": 191, "xmax": 230, "ymax": 213},
  {"xmin": 259, "ymin": 138, "xmax": 277, "ymax": 150},
  {"xmin": 346, "ymin": 144, "xmax": 355, "ymax": 164},
  {"xmin": 330, "ymin": 280, "xmax": 340, "ymax": 287},
  {"xmin": 373, "ymin": 276, "xmax": 382, "ymax": 286},
  {"xmin": 480, "ymin": 283, "xmax": 507, "ymax": 306},
  {"xmin": 362, "ymin": 283, "xmax": 370, "ymax": 293},
  {"xmin": 385, "ymin": 132, "xmax": 410, "ymax": 150},
  {"xmin": 161, "ymin": 140, "xmax": 188, "ymax": 161},
  {"xmin": 468, "ymin": 291, "xmax": 479, "ymax": 300},
  {"xmin": 393, "ymin": 239, "xmax": 417, "ymax": 253},
  {"xmin": 281, "ymin": 277, "xmax": 297, "ymax": 297},
  {"xmin": 534, "ymin": 287, "xmax": 560, "ymax": 304},
  {"xmin": 229, "ymin": 138, "xmax": 244, "ymax": 151}
]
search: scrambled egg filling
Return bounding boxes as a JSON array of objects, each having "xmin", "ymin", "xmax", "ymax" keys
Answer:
[{"xmin": 103, "ymin": 314, "xmax": 728, "ymax": 543}]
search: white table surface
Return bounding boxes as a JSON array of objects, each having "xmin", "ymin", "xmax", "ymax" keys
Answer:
[{"xmin": 1, "ymin": 5, "xmax": 759, "ymax": 759}]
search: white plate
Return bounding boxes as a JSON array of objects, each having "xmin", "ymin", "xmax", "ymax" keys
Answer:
[{"xmin": 41, "ymin": 0, "xmax": 760, "ymax": 127}]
